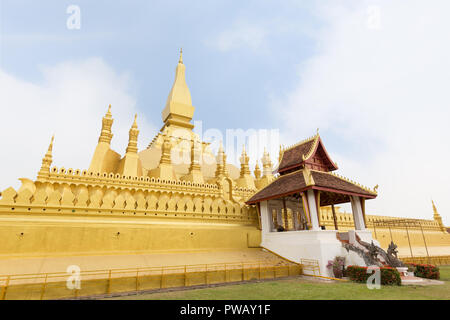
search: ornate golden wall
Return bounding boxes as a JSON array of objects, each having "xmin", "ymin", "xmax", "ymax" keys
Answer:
[{"xmin": 0, "ymin": 168, "xmax": 261, "ymax": 258}]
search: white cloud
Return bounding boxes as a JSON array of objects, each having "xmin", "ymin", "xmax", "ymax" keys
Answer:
[
  {"xmin": 273, "ymin": 1, "xmax": 450, "ymax": 224},
  {"xmin": 0, "ymin": 58, "xmax": 156, "ymax": 191},
  {"xmin": 208, "ymin": 21, "xmax": 268, "ymax": 52}
]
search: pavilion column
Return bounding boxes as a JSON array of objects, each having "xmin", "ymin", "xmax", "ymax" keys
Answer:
[
  {"xmin": 259, "ymin": 200, "xmax": 271, "ymax": 234},
  {"xmin": 306, "ymin": 189, "xmax": 320, "ymax": 231},
  {"xmin": 282, "ymin": 198, "xmax": 289, "ymax": 230},
  {"xmin": 350, "ymin": 195, "xmax": 366, "ymax": 230}
]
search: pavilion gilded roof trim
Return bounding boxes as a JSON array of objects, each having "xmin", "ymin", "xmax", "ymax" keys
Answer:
[
  {"xmin": 280, "ymin": 132, "xmax": 318, "ymax": 156},
  {"xmin": 326, "ymin": 171, "xmax": 378, "ymax": 196},
  {"xmin": 246, "ymin": 167, "xmax": 378, "ymax": 204}
]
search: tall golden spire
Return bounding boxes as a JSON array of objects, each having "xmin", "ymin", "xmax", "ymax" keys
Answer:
[
  {"xmin": 99, "ymin": 104, "xmax": 114, "ymax": 144},
  {"xmin": 126, "ymin": 114, "xmax": 139, "ymax": 154},
  {"xmin": 161, "ymin": 50, "xmax": 195, "ymax": 130}
]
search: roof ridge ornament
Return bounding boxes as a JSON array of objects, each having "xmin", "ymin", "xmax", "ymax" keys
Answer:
[
  {"xmin": 302, "ymin": 167, "xmax": 315, "ymax": 186},
  {"xmin": 281, "ymin": 131, "xmax": 318, "ymax": 153}
]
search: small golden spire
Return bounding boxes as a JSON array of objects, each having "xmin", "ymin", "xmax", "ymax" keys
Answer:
[
  {"xmin": 126, "ymin": 114, "xmax": 139, "ymax": 154},
  {"xmin": 179, "ymin": 48, "xmax": 183, "ymax": 64},
  {"xmin": 38, "ymin": 135, "xmax": 55, "ymax": 178}
]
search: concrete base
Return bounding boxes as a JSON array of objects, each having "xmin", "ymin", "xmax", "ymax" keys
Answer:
[{"xmin": 261, "ymin": 229, "xmax": 376, "ymax": 277}]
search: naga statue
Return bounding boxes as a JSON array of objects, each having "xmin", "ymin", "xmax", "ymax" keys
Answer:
[
  {"xmin": 385, "ymin": 241, "xmax": 406, "ymax": 268},
  {"xmin": 342, "ymin": 235, "xmax": 405, "ymax": 268}
]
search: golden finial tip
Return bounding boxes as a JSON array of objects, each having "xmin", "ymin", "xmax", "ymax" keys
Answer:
[{"xmin": 179, "ymin": 48, "xmax": 183, "ymax": 64}]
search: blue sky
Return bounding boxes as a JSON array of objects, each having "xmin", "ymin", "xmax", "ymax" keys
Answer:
[
  {"xmin": 1, "ymin": 0, "xmax": 449, "ymax": 224},
  {"xmin": 0, "ymin": 0, "xmax": 317, "ymax": 132}
]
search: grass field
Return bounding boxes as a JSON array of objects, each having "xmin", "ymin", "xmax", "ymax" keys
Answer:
[{"xmin": 106, "ymin": 266, "xmax": 450, "ymax": 300}]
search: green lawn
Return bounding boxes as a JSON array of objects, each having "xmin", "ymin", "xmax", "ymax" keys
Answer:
[{"xmin": 107, "ymin": 266, "xmax": 450, "ymax": 300}]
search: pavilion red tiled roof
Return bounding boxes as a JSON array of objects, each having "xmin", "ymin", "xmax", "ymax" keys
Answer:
[
  {"xmin": 278, "ymin": 138, "xmax": 316, "ymax": 172},
  {"xmin": 277, "ymin": 134, "xmax": 338, "ymax": 174},
  {"xmin": 246, "ymin": 169, "xmax": 377, "ymax": 204}
]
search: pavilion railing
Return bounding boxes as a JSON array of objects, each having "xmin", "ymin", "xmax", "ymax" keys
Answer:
[{"xmin": 401, "ymin": 255, "xmax": 450, "ymax": 266}]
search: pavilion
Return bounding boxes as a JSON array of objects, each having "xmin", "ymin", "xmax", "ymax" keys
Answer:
[{"xmin": 246, "ymin": 132, "xmax": 379, "ymax": 276}]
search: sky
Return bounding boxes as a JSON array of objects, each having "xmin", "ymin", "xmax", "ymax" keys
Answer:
[{"xmin": 0, "ymin": 0, "xmax": 448, "ymax": 224}]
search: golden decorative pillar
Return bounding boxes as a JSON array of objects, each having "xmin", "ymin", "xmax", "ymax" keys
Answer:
[
  {"xmin": 236, "ymin": 145, "xmax": 256, "ymax": 189},
  {"xmin": 254, "ymin": 162, "xmax": 261, "ymax": 180},
  {"xmin": 88, "ymin": 105, "xmax": 121, "ymax": 174},
  {"xmin": 148, "ymin": 133, "xmax": 177, "ymax": 180},
  {"xmin": 256, "ymin": 148, "xmax": 274, "ymax": 189},
  {"xmin": 99, "ymin": 104, "xmax": 113, "ymax": 144},
  {"xmin": 215, "ymin": 142, "xmax": 228, "ymax": 178},
  {"xmin": 181, "ymin": 138, "xmax": 204, "ymax": 184}
]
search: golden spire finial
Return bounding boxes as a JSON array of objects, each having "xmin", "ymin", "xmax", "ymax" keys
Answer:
[
  {"xmin": 105, "ymin": 104, "xmax": 112, "ymax": 119},
  {"xmin": 132, "ymin": 114, "xmax": 138, "ymax": 128},
  {"xmin": 316, "ymin": 128, "xmax": 320, "ymax": 135},
  {"xmin": 48, "ymin": 134, "xmax": 55, "ymax": 152},
  {"xmin": 432, "ymin": 199, "xmax": 438, "ymax": 214},
  {"xmin": 179, "ymin": 48, "xmax": 183, "ymax": 64}
]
